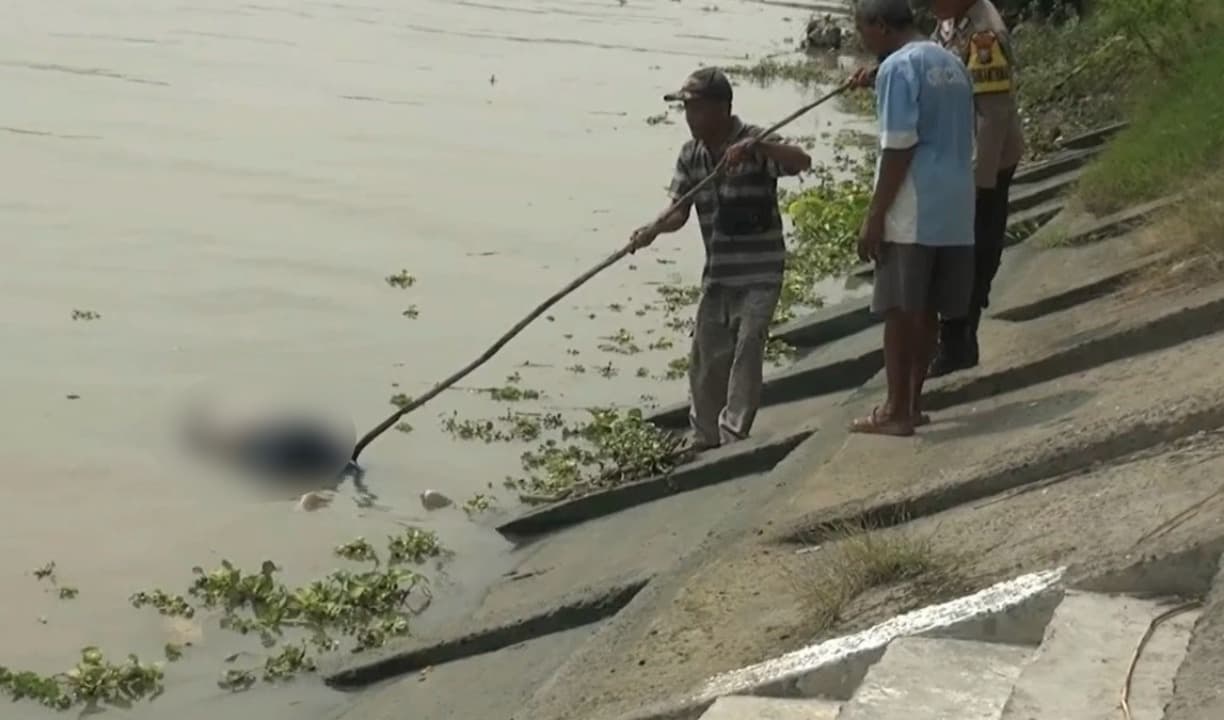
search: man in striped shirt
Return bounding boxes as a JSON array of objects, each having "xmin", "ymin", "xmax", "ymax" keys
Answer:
[{"xmin": 630, "ymin": 68, "xmax": 812, "ymax": 450}]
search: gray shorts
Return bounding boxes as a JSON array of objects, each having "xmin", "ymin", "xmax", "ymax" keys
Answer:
[{"xmin": 871, "ymin": 242, "xmax": 974, "ymax": 317}]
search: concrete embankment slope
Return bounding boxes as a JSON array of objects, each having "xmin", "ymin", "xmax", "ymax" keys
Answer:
[
  {"xmin": 331, "ymin": 127, "xmax": 1224, "ymax": 720},
  {"xmin": 508, "ymin": 214, "xmax": 1224, "ymax": 720}
]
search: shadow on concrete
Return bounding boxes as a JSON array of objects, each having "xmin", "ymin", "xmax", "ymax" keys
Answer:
[
  {"xmin": 925, "ymin": 297, "xmax": 1224, "ymax": 413},
  {"xmin": 782, "ymin": 400, "xmax": 1224, "ymax": 545},
  {"xmin": 922, "ymin": 389, "xmax": 1097, "ymax": 444},
  {"xmin": 993, "ymin": 266, "xmax": 1150, "ymax": 323}
]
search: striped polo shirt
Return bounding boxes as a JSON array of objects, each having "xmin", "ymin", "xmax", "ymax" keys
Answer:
[{"xmin": 667, "ymin": 116, "xmax": 788, "ymax": 289}]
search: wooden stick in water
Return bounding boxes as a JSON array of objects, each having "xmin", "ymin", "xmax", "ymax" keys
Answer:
[{"xmin": 350, "ymin": 81, "xmax": 852, "ymax": 462}]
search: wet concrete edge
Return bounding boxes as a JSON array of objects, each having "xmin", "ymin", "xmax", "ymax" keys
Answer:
[
  {"xmin": 646, "ymin": 349, "xmax": 881, "ymax": 429},
  {"xmin": 323, "ymin": 576, "xmax": 651, "ymax": 689},
  {"xmin": 497, "ymin": 424, "xmax": 817, "ymax": 540}
]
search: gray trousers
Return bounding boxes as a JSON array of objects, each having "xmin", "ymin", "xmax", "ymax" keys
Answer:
[{"xmin": 688, "ymin": 283, "xmax": 781, "ymax": 447}]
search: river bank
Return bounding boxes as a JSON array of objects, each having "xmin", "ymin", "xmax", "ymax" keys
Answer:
[
  {"xmin": 331, "ymin": 2, "xmax": 1224, "ymax": 719},
  {"xmin": 0, "ymin": 1, "xmax": 871, "ymax": 718}
]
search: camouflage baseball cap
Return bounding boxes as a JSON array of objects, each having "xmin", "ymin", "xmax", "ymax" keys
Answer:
[{"xmin": 663, "ymin": 67, "xmax": 734, "ymax": 103}]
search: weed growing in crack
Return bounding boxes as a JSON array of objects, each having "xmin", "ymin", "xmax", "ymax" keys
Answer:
[{"xmin": 791, "ymin": 521, "xmax": 963, "ymax": 634}]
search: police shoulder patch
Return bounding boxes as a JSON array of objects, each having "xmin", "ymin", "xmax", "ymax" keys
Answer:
[{"xmin": 966, "ymin": 30, "xmax": 1012, "ymax": 94}]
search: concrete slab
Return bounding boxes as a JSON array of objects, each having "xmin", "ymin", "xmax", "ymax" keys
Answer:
[
  {"xmin": 1056, "ymin": 120, "xmax": 1128, "ymax": 150},
  {"xmin": 1012, "ymin": 146, "xmax": 1100, "ymax": 185},
  {"xmin": 770, "ymin": 297, "xmax": 873, "ymax": 350},
  {"xmin": 325, "ymin": 576, "xmax": 646, "ymax": 688},
  {"xmin": 1057, "ymin": 193, "xmax": 1181, "ymax": 247},
  {"xmin": 838, "ymin": 637, "xmax": 1031, "ymax": 720},
  {"xmin": 987, "ymin": 220, "xmax": 1155, "ymax": 319},
  {"xmin": 1001, "ymin": 591, "xmax": 1200, "ymax": 720},
  {"xmin": 1004, "ymin": 197, "xmax": 1066, "ymax": 245},
  {"xmin": 480, "ymin": 473, "xmax": 772, "ymax": 623},
  {"xmin": 787, "ymin": 286, "xmax": 1224, "ymax": 533},
  {"xmin": 1009, "ymin": 166, "xmax": 1084, "ymax": 214},
  {"xmin": 552, "ymin": 294, "xmax": 1224, "ymax": 720},
  {"xmin": 699, "ymin": 695, "xmax": 840, "ymax": 720},
  {"xmin": 332, "ymin": 623, "xmax": 600, "ymax": 720},
  {"xmin": 1165, "ymin": 556, "xmax": 1224, "ymax": 720}
]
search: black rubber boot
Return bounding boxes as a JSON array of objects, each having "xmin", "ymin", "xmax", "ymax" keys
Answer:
[
  {"xmin": 928, "ymin": 318, "xmax": 972, "ymax": 378},
  {"xmin": 964, "ymin": 309, "xmax": 982, "ymax": 369}
]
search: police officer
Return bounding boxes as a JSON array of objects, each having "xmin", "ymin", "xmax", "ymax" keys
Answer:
[{"xmin": 927, "ymin": 0, "xmax": 1025, "ymax": 375}]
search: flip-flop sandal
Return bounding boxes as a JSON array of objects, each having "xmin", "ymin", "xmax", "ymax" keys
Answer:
[{"xmin": 849, "ymin": 407, "xmax": 914, "ymax": 437}]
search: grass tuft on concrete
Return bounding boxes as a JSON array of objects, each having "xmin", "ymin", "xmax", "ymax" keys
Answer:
[
  {"xmin": 792, "ymin": 521, "xmax": 963, "ymax": 632},
  {"xmin": 1125, "ymin": 171, "xmax": 1224, "ymax": 293}
]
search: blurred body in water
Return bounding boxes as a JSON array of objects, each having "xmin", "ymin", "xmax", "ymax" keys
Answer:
[{"xmin": 180, "ymin": 389, "xmax": 355, "ymax": 487}]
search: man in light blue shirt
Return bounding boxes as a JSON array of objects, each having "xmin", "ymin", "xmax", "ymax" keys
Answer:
[{"xmin": 849, "ymin": 0, "xmax": 976, "ymax": 436}]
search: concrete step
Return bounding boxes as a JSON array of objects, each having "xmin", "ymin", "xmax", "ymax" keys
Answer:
[
  {"xmin": 1010, "ymin": 166, "xmax": 1083, "ymax": 214},
  {"xmin": 837, "ymin": 637, "xmax": 1031, "ymax": 720},
  {"xmin": 1000, "ymin": 590, "xmax": 1201, "ymax": 720},
  {"xmin": 700, "ymin": 695, "xmax": 840, "ymax": 719}
]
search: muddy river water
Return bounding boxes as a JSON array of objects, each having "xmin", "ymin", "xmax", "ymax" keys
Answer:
[{"xmin": 1, "ymin": 1, "xmax": 863, "ymax": 717}]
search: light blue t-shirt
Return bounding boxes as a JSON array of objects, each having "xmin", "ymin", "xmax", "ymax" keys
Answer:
[{"xmin": 874, "ymin": 40, "xmax": 976, "ymax": 247}]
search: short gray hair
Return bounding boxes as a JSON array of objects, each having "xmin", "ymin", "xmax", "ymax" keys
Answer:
[{"xmin": 854, "ymin": 0, "xmax": 916, "ymax": 28}]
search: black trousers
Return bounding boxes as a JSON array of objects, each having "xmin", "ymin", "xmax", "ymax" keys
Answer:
[{"xmin": 970, "ymin": 164, "xmax": 1018, "ymax": 314}]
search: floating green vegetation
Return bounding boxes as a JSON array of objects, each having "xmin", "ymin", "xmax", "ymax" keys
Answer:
[
  {"xmin": 385, "ymin": 270, "xmax": 416, "ymax": 289},
  {"xmin": 0, "ymin": 529, "xmax": 451, "ymax": 709},
  {"xmin": 776, "ymin": 145, "xmax": 875, "ymax": 324},
  {"xmin": 0, "ymin": 648, "xmax": 164, "ymax": 711},
  {"xmin": 508, "ymin": 408, "xmax": 689, "ymax": 502},
  {"xmin": 463, "ymin": 493, "xmax": 498, "ymax": 516},
  {"xmin": 663, "ymin": 356, "xmax": 690, "ymax": 381},
  {"xmin": 485, "ymin": 385, "xmax": 542, "ymax": 402},
  {"xmin": 442, "ymin": 409, "xmax": 564, "ymax": 443},
  {"xmin": 130, "ymin": 590, "xmax": 194, "ymax": 618},
  {"xmin": 725, "ymin": 57, "xmax": 834, "ymax": 87},
  {"xmin": 598, "ymin": 328, "xmax": 642, "ymax": 355}
]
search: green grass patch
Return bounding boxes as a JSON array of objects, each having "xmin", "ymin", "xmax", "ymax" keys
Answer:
[
  {"xmin": 791, "ymin": 520, "xmax": 964, "ymax": 633},
  {"xmin": 1076, "ymin": 31, "xmax": 1224, "ymax": 213}
]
